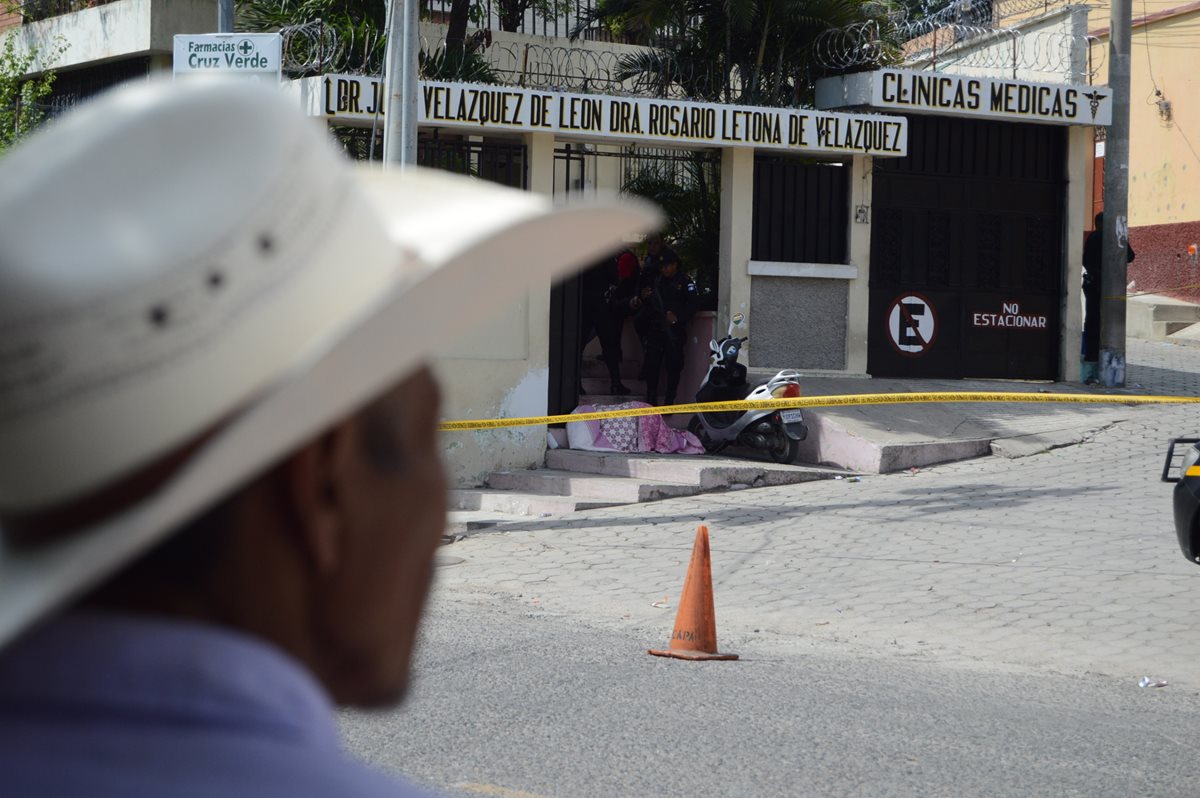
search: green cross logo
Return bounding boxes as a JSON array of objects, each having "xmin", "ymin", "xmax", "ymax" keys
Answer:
[{"xmin": 238, "ymin": 40, "xmax": 254, "ymax": 55}]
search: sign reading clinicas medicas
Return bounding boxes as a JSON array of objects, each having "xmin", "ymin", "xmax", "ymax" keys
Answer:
[
  {"xmin": 419, "ymin": 80, "xmax": 907, "ymax": 156},
  {"xmin": 816, "ymin": 69, "xmax": 1112, "ymax": 127}
]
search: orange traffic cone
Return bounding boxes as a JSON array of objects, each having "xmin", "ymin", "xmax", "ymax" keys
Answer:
[{"xmin": 648, "ymin": 525, "xmax": 738, "ymax": 661}]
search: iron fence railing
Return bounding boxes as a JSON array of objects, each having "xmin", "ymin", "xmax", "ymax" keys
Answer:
[{"xmin": 425, "ymin": 0, "xmax": 611, "ymax": 42}]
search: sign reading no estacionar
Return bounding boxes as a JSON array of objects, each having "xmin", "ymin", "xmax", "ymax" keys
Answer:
[{"xmin": 173, "ymin": 34, "xmax": 282, "ymax": 81}]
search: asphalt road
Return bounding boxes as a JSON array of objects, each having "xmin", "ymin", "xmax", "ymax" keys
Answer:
[
  {"xmin": 341, "ymin": 342, "xmax": 1200, "ymax": 796},
  {"xmin": 340, "ymin": 592, "xmax": 1200, "ymax": 798}
]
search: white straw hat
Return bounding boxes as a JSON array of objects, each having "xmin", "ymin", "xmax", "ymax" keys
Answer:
[{"xmin": 0, "ymin": 77, "xmax": 659, "ymax": 647}]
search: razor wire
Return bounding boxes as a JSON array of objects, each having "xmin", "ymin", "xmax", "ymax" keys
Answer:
[
  {"xmin": 280, "ymin": 21, "xmax": 343, "ymax": 75},
  {"xmin": 416, "ymin": 38, "xmax": 732, "ymax": 100},
  {"xmin": 904, "ymin": 28, "xmax": 1104, "ymax": 79},
  {"xmin": 813, "ymin": 17, "xmax": 1104, "ymax": 82}
]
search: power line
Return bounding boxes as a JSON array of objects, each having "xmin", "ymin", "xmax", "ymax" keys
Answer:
[
  {"xmin": 1176, "ymin": 122, "xmax": 1200, "ymax": 168},
  {"xmin": 1141, "ymin": 0, "xmax": 1161, "ymax": 104}
]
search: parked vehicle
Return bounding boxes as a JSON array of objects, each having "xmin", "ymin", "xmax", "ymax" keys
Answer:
[
  {"xmin": 1163, "ymin": 437, "xmax": 1200, "ymax": 563},
  {"xmin": 687, "ymin": 313, "xmax": 807, "ymax": 463}
]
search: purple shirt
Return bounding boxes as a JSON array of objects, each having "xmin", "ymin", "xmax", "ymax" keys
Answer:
[{"xmin": 0, "ymin": 611, "xmax": 430, "ymax": 797}]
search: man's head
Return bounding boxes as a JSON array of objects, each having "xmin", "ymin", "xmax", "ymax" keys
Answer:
[
  {"xmin": 646, "ymin": 233, "xmax": 664, "ymax": 256},
  {"xmin": 88, "ymin": 366, "xmax": 445, "ymax": 706},
  {"xmin": 660, "ymin": 256, "xmax": 680, "ymax": 278},
  {"xmin": 0, "ymin": 77, "xmax": 659, "ymax": 693}
]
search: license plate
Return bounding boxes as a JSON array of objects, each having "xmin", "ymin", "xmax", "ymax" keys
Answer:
[{"xmin": 781, "ymin": 410, "xmax": 804, "ymax": 423}]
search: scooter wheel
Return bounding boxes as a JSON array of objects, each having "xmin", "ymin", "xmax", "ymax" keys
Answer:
[
  {"xmin": 768, "ymin": 433, "xmax": 800, "ymax": 464},
  {"xmin": 687, "ymin": 416, "xmax": 724, "ymax": 454}
]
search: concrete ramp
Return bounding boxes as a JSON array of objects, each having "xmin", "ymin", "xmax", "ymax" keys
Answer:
[{"xmin": 778, "ymin": 373, "xmax": 1139, "ymax": 473}]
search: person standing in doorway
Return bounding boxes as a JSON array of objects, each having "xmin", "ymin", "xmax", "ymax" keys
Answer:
[
  {"xmin": 1082, "ymin": 212, "xmax": 1135, "ymax": 384},
  {"xmin": 640, "ymin": 233, "xmax": 678, "ymax": 286},
  {"xmin": 583, "ymin": 252, "xmax": 638, "ymax": 396},
  {"xmin": 636, "ymin": 251, "xmax": 698, "ymax": 407}
]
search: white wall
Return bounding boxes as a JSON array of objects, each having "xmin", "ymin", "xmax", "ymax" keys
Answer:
[
  {"xmin": 16, "ymin": 0, "xmax": 215, "ymax": 73},
  {"xmin": 908, "ymin": 6, "xmax": 1093, "ymax": 85},
  {"xmin": 434, "ymin": 131, "xmax": 557, "ymax": 487}
]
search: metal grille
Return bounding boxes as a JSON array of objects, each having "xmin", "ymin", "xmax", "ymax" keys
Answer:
[
  {"xmin": 46, "ymin": 58, "xmax": 151, "ymax": 119},
  {"xmin": 330, "ymin": 130, "xmax": 528, "ymax": 191},
  {"xmin": 420, "ymin": 135, "xmax": 528, "ymax": 189},
  {"xmin": 752, "ymin": 156, "xmax": 850, "ymax": 265},
  {"xmin": 425, "ymin": 0, "xmax": 613, "ymax": 42}
]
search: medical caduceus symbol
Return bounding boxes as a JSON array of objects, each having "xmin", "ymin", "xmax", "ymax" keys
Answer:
[{"xmin": 1082, "ymin": 91, "xmax": 1104, "ymax": 121}]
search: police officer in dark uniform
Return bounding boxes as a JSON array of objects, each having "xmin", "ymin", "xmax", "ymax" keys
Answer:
[
  {"xmin": 640, "ymin": 233, "xmax": 677, "ymax": 286},
  {"xmin": 635, "ymin": 250, "xmax": 697, "ymax": 406},
  {"xmin": 580, "ymin": 250, "xmax": 640, "ymax": 395}
]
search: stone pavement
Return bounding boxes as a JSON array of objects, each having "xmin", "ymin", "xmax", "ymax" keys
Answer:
[{"xmin": 438, "ymin": 339, "xmax": 1200, "ymax": 688}]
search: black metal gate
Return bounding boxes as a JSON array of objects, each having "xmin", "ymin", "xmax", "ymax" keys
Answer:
[
  {"xmin": 546, "ymin": 145, "xmax": 720, "ymax": 416},
  {"xmin": 868, "ymin": 115, "xmax": 1066, "ymax": 379},
  {"xmin": 752, "ymin": 156, "xmax": 850, "ymax": 264}
]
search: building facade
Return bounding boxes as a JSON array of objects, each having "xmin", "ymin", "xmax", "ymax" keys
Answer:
[
  {"xmin": 3, "ymin": 0, "xmax": 1112, "ymax": 484},
  {"xmin": 1088, "ymin": 0, "xmax": 1200, "ymax": 301}
]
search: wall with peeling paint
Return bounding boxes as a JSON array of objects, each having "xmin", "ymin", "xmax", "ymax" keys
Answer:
[{"xmin": 434, "ymin": 279, "xmax": 552, "ymax": 488}]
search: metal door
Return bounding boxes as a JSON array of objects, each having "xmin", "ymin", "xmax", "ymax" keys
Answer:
[{"xmin": 868, "ymin": 115, "xmax": 1066, "ymax": 379}]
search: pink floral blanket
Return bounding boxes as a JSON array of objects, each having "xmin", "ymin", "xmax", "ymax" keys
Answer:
[{"xmin": 566, "ymin": 402, "xmax": 704, "ymax": 455}]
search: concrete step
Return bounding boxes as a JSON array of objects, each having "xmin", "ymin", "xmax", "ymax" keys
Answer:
[
  {"xmin": 796, "ymin": 407, "xmax": 994, "ymax": 473},
  {"xmin": 485, "ymin": 468, "xmax": 702, "ymax": 503},
  {"xmin": 1168, "ymin": 321, "xmax": 1200, "ymax": 347},
  {"xmin": 446, "ymin": 509, "xmax": 529, "ymax": 535},
  {"xmin": 1150, "ymin": 303, "xmax": 1200, "ymax": 323},
  {"xmin": 449, "ymin": 488, "xmax": 617, "ymax": 517},
  {"xmin": 546, "ymin": 448, "xmax": 845, "ymax": 488},
  {"xmin": 1127, "ymin": 295, "xmax": 1200, "ymax": 340},
  {"xmin": 1154, "ymin": 319, "xmax": 1195, "ymax": 338}
]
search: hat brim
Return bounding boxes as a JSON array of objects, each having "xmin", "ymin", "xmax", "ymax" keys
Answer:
[{"xmin": 0, "ymin": 166, "xmax": 660, "ymax": 647}]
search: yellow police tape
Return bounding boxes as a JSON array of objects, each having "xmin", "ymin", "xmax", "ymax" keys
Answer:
[{"xmin": 438, "ymin": 391, "xmax": 1200, "ymax": 432}]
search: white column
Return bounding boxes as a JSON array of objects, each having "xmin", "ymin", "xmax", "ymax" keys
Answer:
[
  {"xmin": 718, "ymin": 147, "xmax": 755, "ymax": 364},
  {"xmin": 845, "ymin": 155, "xmax": 873, "ymax": 374},
  {"xmin": 525, "ymin": 131, "xmax": 556, "ymax": 198},
  {"xmin": 1062, "ymin": 125, "xmax": 1090, "ymax": 382},
  {"xmin": 524, "ymin": 130, "xmax": 555, "ymax": 420}
]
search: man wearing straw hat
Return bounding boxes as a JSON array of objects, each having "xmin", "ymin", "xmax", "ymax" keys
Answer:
[{"xmin": 0, "ymin": 79, "xmax": 656, "ymax": 795}]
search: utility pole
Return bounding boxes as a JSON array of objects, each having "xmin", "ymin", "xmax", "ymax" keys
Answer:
[
  {"xmin": 218, "ymin": 0, "xmax": 234, "ymax": 33},
  {"xmin": 383, "ymin": 0, "xmax": 420, "ymax": 168},
  {"xmin": 1100, "ymin": 0, "xmax": 1132, "ymax": 386}
]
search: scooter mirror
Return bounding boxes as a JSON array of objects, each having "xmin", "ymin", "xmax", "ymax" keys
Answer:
[{"xmin": 732, "ymin": 313, "xmax": 745, "ymax": 326}]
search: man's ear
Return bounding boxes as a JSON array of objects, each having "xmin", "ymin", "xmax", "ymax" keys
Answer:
[{"xmin": 281, "ymin": 420, "xmax": 358, "ymax": 576}]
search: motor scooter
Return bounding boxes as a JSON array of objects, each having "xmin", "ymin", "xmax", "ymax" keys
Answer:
[{"xmin": 686, "ymin": 313, "xmax": 807, "ymax": 463}]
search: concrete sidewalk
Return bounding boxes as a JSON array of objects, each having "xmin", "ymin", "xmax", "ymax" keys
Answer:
[
  {"xmin": 440, "ymin": 390, "xmax": 1200, "ymax": 691},
  {"xmin": 435, "ymin": 338, "xmax": 1200, "ymax": 689},
  {"xmin": 773, "ymin": 338, "xmax": 1200, "ymax": 472}
]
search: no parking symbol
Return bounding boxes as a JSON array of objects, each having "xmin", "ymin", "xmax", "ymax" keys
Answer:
[{"xmin": 887, "ymin": 293, "xmax": 937, "ymax": 357}]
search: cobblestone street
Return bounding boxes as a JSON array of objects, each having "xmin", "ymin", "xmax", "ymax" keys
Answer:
[{"xmin": 439, "ymin": 340, "xmax": 1200, "ymax": 688}]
